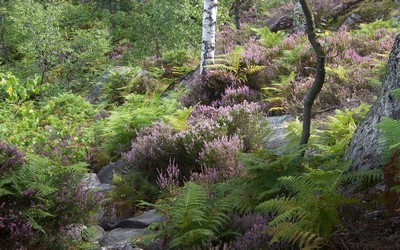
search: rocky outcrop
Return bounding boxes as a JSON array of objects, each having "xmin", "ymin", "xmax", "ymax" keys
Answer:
[{"xmin": 345, "ymin": 33, "xmax": 400, "ymax": 171}]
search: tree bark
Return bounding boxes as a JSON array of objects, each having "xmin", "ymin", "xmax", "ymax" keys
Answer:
[
  {"xmin": 299, "ymin": 0, "xmax": 326, "ymax": 146},
  {"xmin": 234, "ymin": 0, "xmax": 241, "ymax": 30},
  {"xmin": 345, "ymin": 34, "xmax": 400, "ymax": 171},
  {"xmin": 200, "ymin": 0, "xmax": 218, "ymax": 75},
  {"xmin": 293, "ymin": 0, "xmax": 304, "ymax": 33}
]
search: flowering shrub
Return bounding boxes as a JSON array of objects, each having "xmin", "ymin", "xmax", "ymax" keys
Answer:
[
  {"xmin": 0, "ymin": 141, "xmax": 24, "ymax": 176},
  {"xmin": 124, "ymin": 101, "xmax": 267, "ymax": 191},
  {"xmin": 156, "ymin": 159, "xmax": 181, "ymax": 196},
  {"xmin": 182, "ymin": 70, "xmax": 241, "ymax": 107},
  {"xmin": 53, "ymin": 180, "xmax": 103, "ymax": 231},
  {"xmin": 211, "ymin": 86, "xmax": 262, "ymax": 107},
  {"xmin": 0, "ymin": 147, "xmax": 101, "ymax": 249}
]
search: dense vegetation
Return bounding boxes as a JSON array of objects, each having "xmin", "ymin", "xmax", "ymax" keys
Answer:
[{"xmin": 0, "ymin": 0, "xmax": 399, "ymax": 249}]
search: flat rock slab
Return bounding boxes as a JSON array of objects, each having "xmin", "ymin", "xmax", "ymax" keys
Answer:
[
  {"xmin": 99, "ymin": 228, "xmax": 151, "ymax": 246},
  {"xmin": 113, "ymin": 210, "xmax": 164, "ymax": 229}
]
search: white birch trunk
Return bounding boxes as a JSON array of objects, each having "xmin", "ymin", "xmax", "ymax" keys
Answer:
[{"xmin": 200, "ymin": 0, "xmax": 218, "ymax": 75}]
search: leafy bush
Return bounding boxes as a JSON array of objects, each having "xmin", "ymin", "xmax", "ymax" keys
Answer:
[
  {"xmin": 3, "ymin": 1, "xmax": 111, "ymax": 87},
  {"xmin": 0, "ymin": 93, "xmax": 96, "ymax": 164},
  {"xmin": 0, "ymin": 145, "xmax": 99, "ymax": 248},
  {"xmin": 0, "ymin": 73, "xmax": 44, "ymax": 102}
]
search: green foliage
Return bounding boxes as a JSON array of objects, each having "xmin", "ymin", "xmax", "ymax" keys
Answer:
[
  {"xmin": 0, "ymin": 72, "xmax": 45, "ymax": 102},
  {"xmin": 125, "ymin": 0, "xmax": 202, "ymax": 61},
  {"xmin": 376, "ymin": 117, "xmax": 400, "ymax": 161},
  {"xmin": 207, "ymin": 46, "xmax": 265, "ymax": 82},
  {"xmin": 0, "ymin": 93, "xmax": 97, "ymax": 163},
  {"xmin": 163, "ymin": 106, "xmax": 196, "ymax": 130},
  {"xmin": 286, "ymin": 104, "xmax": 370, "ymax": 167},
  {"xmin": 3, "ymin": 1, "xmax": 111, "ymax": 86},
  {"xmin": 109, "ymin": 171, "xmax": 159, "ymax": 213},
  {"xmin": 97, "ymin": 93, "xmax": 179, "ymax": 157},
  {"xmin": 253, "ymin": 27, "xmax": 286, "ymax": 49},
  {"xmin": 256, "ymin": 165, "xmax": 382, "ymax": 249},
  {"xmin": 236, "ymin": 146, "xmax": 305, "ymax": 209},
  {"xmin": 144, "ymin": 182, "xmax": 231, "ymax": 249},
  {"xmin": 262, "ymin": 71, "xmax": 295, "ymax": 114},
  {"xmin": 253, "ymin": 0, "xmax": 291, "ymax": 13}
]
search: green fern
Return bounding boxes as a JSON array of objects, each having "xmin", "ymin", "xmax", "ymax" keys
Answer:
[
  {"xmin": 234, "ymin": 146, "xmax": 305, "ymax": 209},
  {"xmin": 163, "ymin": 105, "xmax": 197, "ymax": 130},
  {"xmin": 376, "ymin": 117, "xmax": 400, "ymax": 160},
  {"xmin": 143, "ymin": 182, "xmax": 231, "ymax": 249},
  {"xmin": 206, "ymin": 46, "xmax": 265, "ymax": 83},
  {"xmin": 97, "ymin": 93, "xmax": 179, "ymax": 157},
  {"xmin": 252, "ymin": 27, "xmax": 286, "ymax": 49},
  {"xmin": 256, "ymin": 165, "xmax": 382, "ymax": 249}
]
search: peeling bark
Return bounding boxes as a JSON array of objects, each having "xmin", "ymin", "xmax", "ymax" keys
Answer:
[
  {"xmin": 345, "ymin": 34, "xmax": 400, "ymax": 171},
  {"xmin": 200, "ymin": 0, "xmax": 218, "ymax": 75}
]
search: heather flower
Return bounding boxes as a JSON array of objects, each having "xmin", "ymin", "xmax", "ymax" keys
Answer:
[
  {"xmin": 0, "ymin": 142, "xmax": 25, "ymax": 176},
  {"xmin": 211, "ymin": 86, "xmax": 262, "ymax": 107},
  {"xmin": 242, "ymin": 41, "xmax": 267, "ymax": 65},
  {"xmin": 181, "ymin": 70, "xmax": 241, "ymax": 107},
  {"xmin": 197, "ymin": 135, "xmax": 245, "ymax": 182},
  {"xmin": 156, "ymin": 159, "xmax": 181, "ymax": 195}
]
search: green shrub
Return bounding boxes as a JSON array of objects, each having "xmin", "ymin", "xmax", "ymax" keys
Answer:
[{"xmin": 0, "ymin": 147, "xmax": 99, "ymax": 249}]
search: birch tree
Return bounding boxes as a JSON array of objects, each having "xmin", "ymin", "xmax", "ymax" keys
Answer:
[{"xmin": 200, "ymin": 0, "xmax": 218, "ymax": 75}]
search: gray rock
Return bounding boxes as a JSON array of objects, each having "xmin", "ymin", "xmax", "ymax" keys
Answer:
[
  {"xmin": 101, "ymin": 241, "xmax": 133, "ymax": 250},
  {"xmin": 341, "ymin": 13, "xmax": 361, "ymax": 27},
  {"xmin": 263, "ymin": 115, "xmax": 295, "ymax": 152},
  {"xmin": 65, "ymin": 224, "xmax": 87, "ymax": 241},
  {"xmin": 97, "ymin": 159, "xmax": 127, "ymax": 184},
  {"xmin": 112, "ymin": 210, "xmax": 164, "ymax": 229},
  {"xmin": 99, "ymin": 228, "xmax": 151, "ymax": 246},
  {"xmin": 83, "ymin": 225, "xmax": 106, "ymax": 242},
  {"xmin": 92, "ymin": 183, "xmax": 116, "ymax": 193},
  {"xmin": 87, "ymin": 66, "xmax": 132, "ymax": 104},
  {"xmin": 82, "ymin": 173, "xmax": 101, "ymax": 190}
]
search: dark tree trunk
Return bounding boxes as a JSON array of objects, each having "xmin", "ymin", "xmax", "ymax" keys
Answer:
[
  {"xmin": 234, "ymin": 0, "xmax": 241, "ymax": 30},
  {"xmin": 345, "ymin": 34, "xmax": 400, "ymax": 171},
  {"xmin": 299, "ymin": 0, "xmax": 326, "ymax": 146}
]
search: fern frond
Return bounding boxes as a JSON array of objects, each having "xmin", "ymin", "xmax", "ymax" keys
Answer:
[
  {"xmin": 338, "ymin": 168, "xmax": 383, "ymax": 184},
  {"xmin": 0, "ymin": 188, "xmax": 13, "ymax": 197},
  {"xmin": 376, "ymin": 117, "xmax": 400, "ymax": 160}
]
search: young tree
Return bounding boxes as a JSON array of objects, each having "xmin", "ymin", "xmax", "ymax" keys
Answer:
[
  {"xmin": 345, "ymin": 34, "xmax": 400, "ymax": 171},
  {"xmin": 299, "ymin": 0, "xmax": 326, "ymax": 145},
  {"xmin": 200, "ymin": 0, "xmax": 218, "ymax": 75}
]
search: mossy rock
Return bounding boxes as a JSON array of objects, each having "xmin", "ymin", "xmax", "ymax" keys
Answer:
[{"xmin": 337, "ymin": 0, "xmax": 397, "ymax": 27}]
